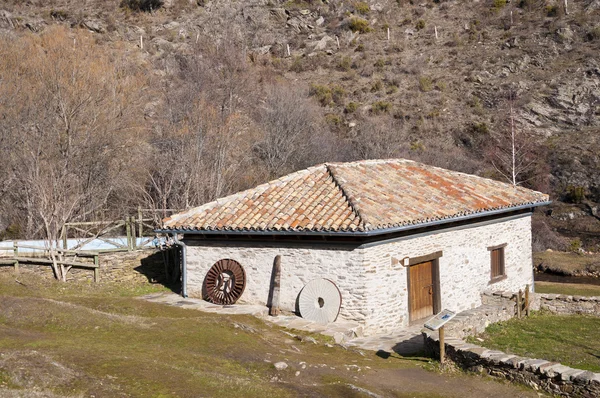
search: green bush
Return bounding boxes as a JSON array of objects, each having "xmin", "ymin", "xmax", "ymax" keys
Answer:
[
  {"xmin": 374, "ymin": 58, "xmax": 385, "ymax": 69},
  {"xmin": 354, "ymin": 1, "xmax": 370, "ymax": 15},
  {"xmin": 492, "ymin": 0, "xmax": 507, "ymax": 10},
  {"xmin": 418, "ymin": 76, "xmax": 433, "ymax": 92},
  {"xmin": 120, "ymin": 0, "xmax": 163, "ymax": 12},
  {"xmin": 337, "ymin": 56, "xmax": 352, "ymax": 71},
  {"xmin": 569, "ymin": 238, "xmax": 582, "ymax": 253},
  {"xmin": 325, "ymin": 113, "xmax": 342, "ymax": 126},
  {"xmin": 371, "ymin": 80, "xmax": 383, "ymax": 92},
  {"xmin": 348, "ymin": 17, "xmax": 372, "ymax": 33},
  {"xmin": 331, "ymin": 85, "xmax": 346, "ymax": 104},
  {"xmin": 415, "ymin": 19, "xmax": 425, "ymax": 30},
  {"xmin": 344, "ymin": 102, "xmax": 359, "ymax": 113},
  {"xmin": 309, "ymin": 84, "xmax": 332, "ymax": 106},
  {"xmin": 371, "ymin": 101, "xmax": 391, "ymax": 114}
]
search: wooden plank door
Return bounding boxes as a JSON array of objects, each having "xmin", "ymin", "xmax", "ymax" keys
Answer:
[{"xmin": 409, "ymin": 261, "xmax": 434, "ymax": 322}]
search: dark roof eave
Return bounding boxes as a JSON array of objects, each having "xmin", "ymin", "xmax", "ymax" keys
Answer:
[{"xmin": 155, "ymin": 201, "xmax": 551, "ymax": 238}]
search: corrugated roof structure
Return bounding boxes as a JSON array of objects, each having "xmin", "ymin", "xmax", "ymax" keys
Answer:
[{"xmin": 162, "ymin": 159, "xmax": 549, "ymax": 233}]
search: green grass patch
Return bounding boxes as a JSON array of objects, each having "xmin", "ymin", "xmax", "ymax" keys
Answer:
[
  {"xmin": 535, "ymin": 281, "xmax": 600, "ymax": 297},
  {"xmin": 471, "ymin": 312, "xmax": 600, "ymax": 372}
]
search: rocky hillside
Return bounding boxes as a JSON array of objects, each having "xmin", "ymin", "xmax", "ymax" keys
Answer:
[{"xmin": 0, "ymin": 0, "xmax": 599, "ymax": 250}]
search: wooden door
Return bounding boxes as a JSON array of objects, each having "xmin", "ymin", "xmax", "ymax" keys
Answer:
[{"xmin": 409, "ymin": 261, "xmax": 434, "ymax": 322}]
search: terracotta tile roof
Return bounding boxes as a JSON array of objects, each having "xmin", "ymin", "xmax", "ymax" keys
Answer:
[{"xmin": 162, "ymin": 159, "xmax": 549, "ymax": 233}]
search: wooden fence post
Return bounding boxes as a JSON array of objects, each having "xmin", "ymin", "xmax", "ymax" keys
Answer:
[
  {"xmin": 93, "ymin": 255, "xmax": 99, "ymax": 283},
  {"xmin": 62, "ymin": 225, "xmax": 68, "ymax": 249},
  {"xmin": 13, "ymin": 241, "xmax": 19, "ymax": 274},
  {"xmin": 439, "ymin": 326, "xmax": 445, "ymax": 365},
  {"xmin": 525, "ymin": 284, "xmax": 530, "ymax": 317},
  {"xmin": 138, "ymin": 206, "xmax": 143, "ymax": 239},
  {"xmin": 126, "ymin": 217, "xmax": 132, "ymax": 251}
]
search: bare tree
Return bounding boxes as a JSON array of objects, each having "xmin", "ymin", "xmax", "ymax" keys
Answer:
[
  {"xmin": 488, "ymin": 100, "xmax": 538, "ymax": 186},
  {"xmin": 254, "ymin": 85, "xmax": 326, "ymax": 178},
  {"xmin": 0, "ymin": 27, "xmax": 147, "ymax": 280}
]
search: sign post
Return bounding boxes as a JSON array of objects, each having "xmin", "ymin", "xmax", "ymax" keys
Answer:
[{"xmin": 424, "ymin": 309, "xmax": 456, "ymax": 365}]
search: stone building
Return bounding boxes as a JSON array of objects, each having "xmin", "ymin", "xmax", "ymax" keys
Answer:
[{"xmin": 159, "ymin": 159, "xmax": 549, "ymax": 335}]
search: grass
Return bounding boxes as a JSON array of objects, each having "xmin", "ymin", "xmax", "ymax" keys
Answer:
[
  {"xmin": 0, "ymin": 272, "xmax": 444, "ymax": 397},
  {"xmin": 535, "ymin": 281, "xmax": 600, "ymax": 297},
  {"xmin": 533, "ymin": 251, "xmax": 600, "ymax": 275},
  {"xmin": 0, "ymin": 270, "xmax": 547, "ymax": 397},
  {"xmin": 472, "ymin": 312, "xmax": 600, "ymax": 372}
]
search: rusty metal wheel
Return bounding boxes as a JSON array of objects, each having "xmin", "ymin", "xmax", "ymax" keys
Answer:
[{"xmin": 204, "ymin": 259, "xmax": 246, "ymax": 305}]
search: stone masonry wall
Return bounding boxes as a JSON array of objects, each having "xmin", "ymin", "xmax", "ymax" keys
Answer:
[
  {"xmin": 184, "ymin": 241, "xmax": 371, "ymax": 327},
  {"xmin": 362, "ymin": 214, "xmax": 534, "ymax": 331},
  {"xmin": 538, "ymin": 293, "xmax": 600, "ymax": 315},
  {"xmin": 423, "ymin": 330, "xmax": 600, "ymax": 397},
  {"xmin": 185, "ymin": 214, "xmax": 534, "ymax": 335}
]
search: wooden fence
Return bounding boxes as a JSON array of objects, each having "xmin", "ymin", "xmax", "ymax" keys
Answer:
[{"xmin": 0, "ymin": 243, "xmax": 99, "ymax": 282}]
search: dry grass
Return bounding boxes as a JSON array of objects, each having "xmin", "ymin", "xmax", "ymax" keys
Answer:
[
  {"xmin": 0, "ymin": 272, "xmax": 542, "ymax": 397},
  {"xmin": 534, "ymin": 251, "xmax": 600, "ymax": 275}
]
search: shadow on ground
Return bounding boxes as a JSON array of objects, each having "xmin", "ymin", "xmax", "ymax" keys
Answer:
[{"xmin": 134, "ymin": 249, "xmax": 181, "ymax": 294}]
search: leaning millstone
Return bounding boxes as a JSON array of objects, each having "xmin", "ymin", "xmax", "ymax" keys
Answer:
[{"xmin": 274, "ymin": 362, "xmax": 288, "ymax": 370}]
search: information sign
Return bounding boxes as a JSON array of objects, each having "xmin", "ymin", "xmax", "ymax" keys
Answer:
[{"xmin": 424, "ymin": 309, "xmax": 456, "ymax": 331}]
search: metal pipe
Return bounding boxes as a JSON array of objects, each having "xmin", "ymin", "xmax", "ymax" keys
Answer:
[
  {"xmin": 171, "ymin": 233, "xmax": 188, "ymax": 298},
  {"xmin": 156, "ymin": 202, "xmax": 551, "ymax": 238}
]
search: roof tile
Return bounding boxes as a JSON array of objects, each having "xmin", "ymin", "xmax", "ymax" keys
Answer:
[{"xmin": 163, "ymin": 159, "xmax": 549, "ymax": 233}]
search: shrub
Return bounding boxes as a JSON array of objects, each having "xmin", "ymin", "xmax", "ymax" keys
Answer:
[
  {"xmin": 545, "ymin": 5, "xmax": 559, "ymax": 17},
  {"xmin": 331, "ymin": 85, "xmax": 346, "ymax": 104},
  {"xmin": 569, "ymin": 238, "xmax": 582, "ymax": 253},
  {"xmin": 325, "ymin": 113, "xmax": 342, "ymax": 126},
  {"xmin": 374, "ymin": 58, "xmax": 385, "ymax": 69},
  {"xmin": 50, "ymin": 9, "xmax": 69, "ymax": 20},
  {"xmin": 371, "ymin": 80, "xmax": 383, "ymax": 92},
  {"xmin": 492, "ymin": 0, "xmax": 507, "ymax": 10},
  {"xmin": 418, "ymin": 76, "xmax": 433, "ymax": 92},
  {"xmin": 337, "ymin": 56, "xmax": 352, "ymax": 71},
  {"xmin": 120, "ymin": 0, "xmax": 164, "ymax": 12},
  {"xmin": 354, "ymin": 1, "xmax": 370, "ymax": 15},
  {"xmin": 309, "ymin": 84, "xmax": 332, "ymax": 106},
  {"xmin": 348, "ymin": 17, "xmax": 372, "ymax": 33},
  {"xmin": 371, "ymin": 101, "xmax": 391, "ymax": 114},
  {"xmin": 586, "ymin": 26, "xmax": 600, "ymax": 42},
  {"xmin": 345, "ymin": 102, "xmax": 358, "ymax": 113},
  {"xmin": 565, "ymin": 185, "xmax": 586, "ymax": 203},
  {"xmin": 415, "ymin": 19, "xmax": 425, "ymax": 30}
]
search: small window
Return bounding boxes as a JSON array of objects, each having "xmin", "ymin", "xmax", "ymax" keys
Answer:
[{"xmin": 489, "ymin": 246, "xmax": 506, "ymax": 282}]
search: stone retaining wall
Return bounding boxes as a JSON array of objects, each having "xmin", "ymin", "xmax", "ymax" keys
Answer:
[
  {"xmin": 538, "ymin": 293, "xmax": 600, "ymax": 316},
  {"xmin": 423, "ymin": 330, "xmax": 600, "ymax": 397},
  {"xmin": 421, "ymin": 290, "xmax": 600, "ymax": 397},
  {"xmin": 0, "ymin": 249, "xmax": 166, "ymax": 285}
]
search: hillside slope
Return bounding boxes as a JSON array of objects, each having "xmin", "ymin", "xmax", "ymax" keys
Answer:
[{"xmin": 0, "ymin": 0, "xmax": 598, "ymax": 249}]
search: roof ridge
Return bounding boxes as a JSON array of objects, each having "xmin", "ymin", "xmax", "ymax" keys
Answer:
[{"xmin": 325, "ymin": 164, "xmax": 367, "ymax": 230}]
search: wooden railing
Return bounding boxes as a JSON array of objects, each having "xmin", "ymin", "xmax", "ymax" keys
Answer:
[{"xmin": 0, "ymin": 243, "xmax": 99, "ymax": 282}]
